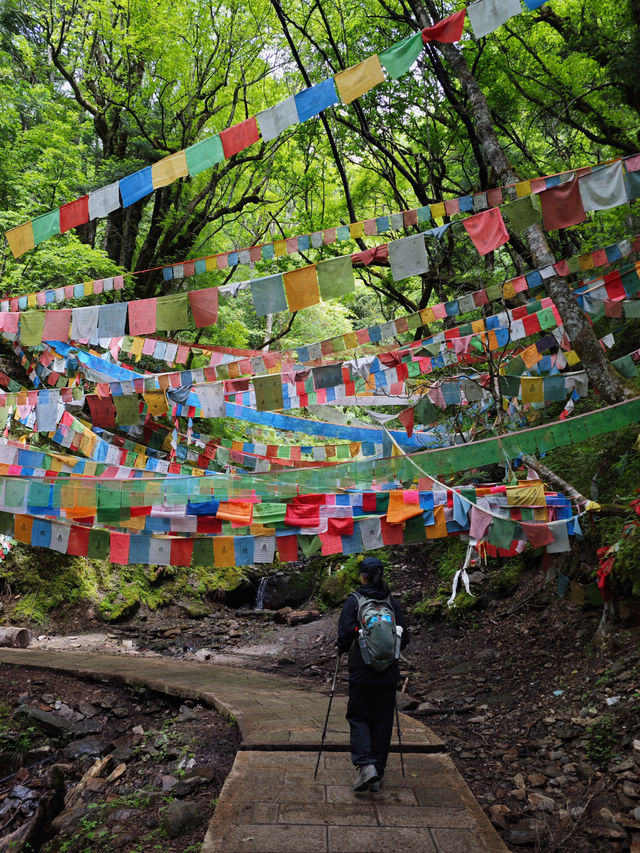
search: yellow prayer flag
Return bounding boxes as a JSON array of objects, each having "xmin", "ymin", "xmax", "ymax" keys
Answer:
[
  {"xmin": 213, "ymin": 536, "xmax": 236, "ymax": 568},
  {"xmin": 420, "ymin": 307, "xmax": 434, "ymax": 324},
  {"xmin": 6, "ymin": 222, "xmax": 35, "ymax": 258},
  {"xmin": 151, "ymin": 150, "xmax": 189, "ymax": 189},
  {"xmin": 471, "ymin": 319, "xmax": 485, "ymax": 335},
  {"xmin": 131, "ymin": 338, "xmax": 144, "ymax": 360},
  {"xmin": 274, "ymin": 240, "xmax": 287, "ymax": 257},
  {"xmin": 350, "ymin": 221, "xmax": 364, "ymax": 239},
  {"xmin": 565, "ymin": 349, "xmax": 581, "ymax": 366},
  {"xmin": 27, "ymin": 293, "xmax": 37, "ymax": 308},
  {"xmin": 515, "ymin": 180, "xmax": 531, "ymax": 198},
  {"xmin": 430, "ymin": 202, "xmax": 446, "ymax": 219},
  {"xmin": 578, "ymin": 254, "xmax": 594, "ymax": 271},
  {"xmin": 520, "ymin": 376, "xmax": 544, "ymax": 403},
  {"xmin": 83, "ymin": 281, "xmax": 93, "ymax": 296},
  {"xmin": 283, "ymin": 265, "xmax": 319, "ymax": 312},
  {"xmin": 343, "ymin": 332, "xmax": 358, "ymax": 350},
  {"xmin": 334, "ymin": 55, "xmax": 385, "ymax": 104},
  {"xmin": 205, "ymin": 256, "xmax": 217, "ymax": 272},
  {"xmin": 134, "ymin": 454, "xmax": 147, "ymax": 470},
  {"xmin": 502, "ymin": 281, "xmax": 516, "ymax": 299},
  {"xmin": 143, "ymin": 390, "xmax": 168, "ymax": 417}
]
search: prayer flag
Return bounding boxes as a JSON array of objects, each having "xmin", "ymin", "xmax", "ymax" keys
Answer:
[
  {"xmin": 129, "ymin": 298, "xmax": 157, "ymax": 336},
  {"xmin": 250, "ymin": 274, "xmax": 287, "ymax": 316},
  {"xmin": 422, "ymin": 9, "xmax": 466, "ymax": 43},
  {"xmin": 317, "ymin": 256, "xmax": 355, "ymax": 300},
  {"xmin": 119, "ymin": 167, "xmax": 153, "ymax": 207},
  {"xmin": 294, "ymin": 78, "xmax": 339, "ymax": 122},
  {"xmin": 88, "ymin": 182, "xmax": 120, "ymax": 220},
  {"xmin": 253, "ymin": 375, "xmax": 284, "ymax": 411},
  {"xmin": 71, "ymin": 305, "xmax": 99, "ymax": 341},
  {"xmin": 502, "ymin": 195, "xmax": 541, "ymax": 232},
  {"xmin": 32, "ymin": 210, "xmax": 60, "ymax": 245},
  {"xmin": 60, "ymin": 196, "xmax": 89, "ymax": 233},
  {"xmin": 284, "ymin": 266, "xmax": 320, "ymax": 311},
  {"xmin": 540, "ymin": 177, "xmax": 586, "ymax": 231},
  {"xmin": 387, "ymin": 233, "xmax": 429, "ymax": 280},
  {"xmin": 185, "ymin": 135, "xmax": 224, "ymax": 175},
  {"xmin": 220, "ymin": 116, "xmax": 260, "ymax": 159},
  {"xmin": 20, "ymin": 311, "xmax": 45, "ymax": 346},
  {"xmin": 156, "ymin": 293, "xmax": 188, "ymax": 331},
  {"xmin": 257, "ymin": 96, "xmax": 299, "ymax": 142},
  {"xmin": 334, "ymin": 55, "xmax": 385, "ymax": 104},
  {"xmin": 97, "ymin": 302, "xmax": 127, "ymax": 338},
  {"xmin": 462, "ymin": 208, "xmax": 509, "ymax": 255},
  {"xmin": 42, "ymin": 309, "xmax": 71, "ymax": 342},
  {"xmin": 189, "ymin": 288, "xmax": 218, "ymax": 327},
  {"xmin": 467, "ymin": 0, "xmax": 521, "ymax": 38},
  {"xmin": 578, "ymin": 162, "xmax": 627, "ymax": 212},
  {"xmin": 6, "ymin": 222, "xmax": 35, "ymax": 258},
  {"xmin": 379, "ymin": 31, "xmax": 423, "ymax": 79},
  {"xmin": 151, "ymin": 150, "xmax": 189, "ymax": 189}
]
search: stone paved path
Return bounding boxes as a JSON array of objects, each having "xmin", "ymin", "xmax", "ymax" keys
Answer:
[{"xmin": 0, "ymin": 649, "xmax": 508, "ymax": 852}]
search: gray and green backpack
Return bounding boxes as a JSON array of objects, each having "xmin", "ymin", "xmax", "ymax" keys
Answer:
[{"xmin": 351, "ymin": 591, "xmax": 398, "ymax": 672}]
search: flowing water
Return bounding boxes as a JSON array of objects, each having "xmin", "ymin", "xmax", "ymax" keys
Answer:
[{"xmin": 254, "ymin": 577, "xmax": 268, "ymax": 611}]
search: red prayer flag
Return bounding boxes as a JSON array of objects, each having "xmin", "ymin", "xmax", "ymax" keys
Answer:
[
  {"xmin": 540, "ymin": 178, "xmax": 586, "ymax": 231},
  {"xmin": 422, "ymin": 9, "xmax": 466, "ymax": 43},
  {"xmin": 87, "ymin": 395, "xmax": 116, "ymax": 429},
  {"xmin": 462, "ymin": 209, "xmax": 509, "ymax": 256},
  {"xmin": 170, "ymin": 539, "xmax": 193, "ymax": 567},
  {"xmin": 110, "ymin": 532, "xmax": 130, "ymax": 565},
  {"xmin": 277, "ymin": 534, "xmax": 299, "ymax": 562},
  {"xmin": 60, "ymin": 196, "xmax": 89, "ymax": 233},
  {"xmin": 188, "ymin": 288, "xmax": 218, "ymax": 327},
  {"xmin": 521, "ymin": 522, "xmax": 554, "ymax": 548},
  {"xmin": 351, "ymin": 244, "xmax": 389, "ymax": 266},
  {"xmin": 220, "ymin": 116, "xmax": 260, "ymax": 159},
  {"xmin": 328, "ymin": 517, "xmax": 354, "ymax": 536},
  {"xmin": 67, "ymin": 526, "xmax": 90, "ymax": 556},
  {"xmin": 398, "ymin": 406, "xmax": 414, "ymax": 438}
]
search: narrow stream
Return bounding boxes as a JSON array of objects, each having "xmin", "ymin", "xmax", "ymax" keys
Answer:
[{"xmin": 254, "ymin": 577, "xmax": 268, "ymax": 611}]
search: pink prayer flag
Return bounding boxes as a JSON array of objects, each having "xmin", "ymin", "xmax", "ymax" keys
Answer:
[
  {"xmin": 36, "ymin": 292, "xmax": 46, "ymax": 306},
  {"xmin": 220, "ymin": 116, "xmax": 260, "ymax": 159},
  {"xmin": 462, "ymin": 209, "xmax": 509, "ymax": 256},
  {"xmin": 142, "ymin": 339, "xmax": 155, "ymax": 355},
  {"xmin": 513, "ymin": 275, "xmax": 528, "ymax": 293},
  {"xmin": 128, "ymin": 297, "xmax": 157, "ymax": 336},
  {"xmin": 93, "ymin": 280, "xmax": 103, "ymax": 294},
  {"xmin": 444, "ymin": 198, "xmax": 460, "ymax": 216},
  {"xmin": 469, "ymin": 505, "xmax": 492, "ymax": 540},
  {"xmin": 286, "ymin": 237, "xmax": 298, "ymax": 254},
  {"xmin": 323, "ymin": 228, "xmax": 336, "ymax": 245},
  {"xmin": 431, "ymin": 302, "xmax": 447, "ymax": 320},
  {"xmin": 626, "ymin": 154, "xmax": 640, "ymax": 173},
  {"xmin": 553, "ymin": 260, "xmax": 570, "ymax": 277},
  {"xmin": 591, "ymin": 249, "xmax": 608, "ymax": 267},
  {"xmin": 422, "ymin": 9, "xmax": 466, "ymax": 43},
  {"xmin": 42, "ymin": 309, "xmax": 72, "ymax": 342},
  {"xmin": 114, "ymin": 275, "xmax": 124, "ymax": 290},
  {"xmin": 487, "ymin": 188, "xmax": 503, "ymax": 207},
  {"xmin": 540, "ymin": 178, "xmax": 586, "ymax": 231},
  {"xmin": 189, "ymin": 288, "xmax": 219, "ymax": 327},
  {"xmin": 3, "ymin": 313, "xmax": 19, "ymax": 334}
]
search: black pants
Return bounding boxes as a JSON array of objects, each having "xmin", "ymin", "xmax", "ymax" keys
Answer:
[{"xmin": 346, "ymin": 683, "xmax": 396, "ymax": 777}]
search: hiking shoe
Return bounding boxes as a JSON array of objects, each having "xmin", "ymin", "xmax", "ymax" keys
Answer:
[{"xmin": 353, "ymin": 764, "xmax": 379, "ymax": 792}]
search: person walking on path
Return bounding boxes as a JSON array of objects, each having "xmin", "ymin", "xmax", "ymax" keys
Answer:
[{"xmin": 337, "ymin": 556, "xmax": 410, "ymax": 792}]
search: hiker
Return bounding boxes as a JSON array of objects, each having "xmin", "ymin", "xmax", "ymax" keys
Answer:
[{"xmin": 337, "ymin": 556, "xmax": 409, "ymax": 792}]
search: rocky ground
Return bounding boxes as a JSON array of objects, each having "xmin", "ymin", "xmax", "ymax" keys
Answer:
[
  {"xmin": 0, "ymin": 666, "xmax": 239, "ymax": 852},
  {"xmin": 2, "ymin": 549, "xmax": 640, "ymax": 852}
]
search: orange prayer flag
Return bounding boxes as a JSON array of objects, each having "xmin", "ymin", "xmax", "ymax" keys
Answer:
[
  {"xmin": 334, "ymin": 55, "xmax": 385, "ymax": 104},
  {"xmin": 5, "ymin": 222, "xmax": 35, "ymax": 258},
  {"xmin": 425, "ymin": 504, "xmax": 447, "ymax": 539}
]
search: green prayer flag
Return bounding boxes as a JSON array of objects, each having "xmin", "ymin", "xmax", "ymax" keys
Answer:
[
  {"xmin": 504, "ymin": 355, "xmax": 525, "ymax": 376},
  {"xmin": 502, "ymin": 195, "xmax": 541, "ymax": 233},
  {"xmin": 317, "ymin": 256, "xmax": 355, "ymax": 300},
  {"xmin": 28, "ymin": 482, "xmax": 51, "ymax": 507},
  {"xmin": 537, "ymin": 307, "xmax": 557, "ymax": 330},
  {"xmin": 253, "ymin": 375, "xmax": 283, "ymax": 412},
  {"xmin": 156, "ymin": 293, "xmax": 188, "ymax": 331},
  {"xmin": 330, "ymin": 335, "xmax": 346, "ymax": 353},
  {"xmin": 567, "ymin": 256, "xmax": 581, "ymax": 274},
  {"xmin": 624, "ymin": 300, "xmax": 640, "ymax": 318},
  {"xmin": 622, "ymin": 269, "xmax": 640, "ymax": 296},
  {"xmin": 404, "ymin": 513, "xmax": 426, "ymax": 543},
  {"xmin": 185, "ymin": 135, "xmax": 224, "ymax": 175},
  {"xmin": 0, "ymin": 512, "xmax": 13, "ymax": 537},
  {"xmin": 192, "ymin": 538, "xmax": 214, "ymax": 567},
  {"xmin": 499, "ymin": 375, "xmax": 520, "ymax": 397},
  {"xmin": 20, "ymin": 311, "xmax": 45, "ymax": 346},
  {"xmin": 4, "ymin": 480, "xmax": 26, "ymax": 507},
  {"xmin": 114, "ymin": 395, "xmax": 140, "ymax": 426},
  {"xmin": 298, "ymin": 534, "xmax": 321, "ymax": 557},
  {"xmin": 612, "ymin": 354, "xmax": 639, "ymax": 378},
  {"xmin": 406, "ymin": 312, "xmax": 422, "ymax": 330},
  {"xmin": 250, "ymin": 274, "xmax": 287, "ymax": 316},
  {"xmin": 415, "ymin": 397, "xmax": 438, "ymax": 424},
  {"xmin": 32, "ymin": 209, "xmax": 61, "ymax": 244},
  {"xmin": 379, "ymin": 31, "xmax": 423, "ymax": 79},
  {"xmin": 485, "ymin": 283, "xmax": 501, "ymax": 301},
  {"xmin": 488, "ymin": 516, "xmax": 517, "ymax": 550},
  {"xmin": 88, "ymin": 528, "xmax": 110, "ymax": 560}
]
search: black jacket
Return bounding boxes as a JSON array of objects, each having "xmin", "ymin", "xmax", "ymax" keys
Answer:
[{"xmin": 337, "ymin": 584, "xmax": 410, "ymax": 685}]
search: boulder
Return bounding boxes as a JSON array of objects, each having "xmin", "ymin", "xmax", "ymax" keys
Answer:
[
  {"xmin": 162, "ymin": 799, "xmax": 203, "ymax": 838},
  {"xmin": 257, "ymin": 571, "xmax": 315, "ymax": 610},
  {"xmin": 0, "ymin": 627, "xmax": 32, "ymax": 648}
]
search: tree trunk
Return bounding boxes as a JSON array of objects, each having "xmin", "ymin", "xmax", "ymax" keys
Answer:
[{"xmin": 410, "ymin": 0, "xmax": 632, "ymax": 404}]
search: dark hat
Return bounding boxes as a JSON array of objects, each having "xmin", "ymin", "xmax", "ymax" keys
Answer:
[{"xmin": 360, "ymin": 556, "xmax": 383, "ymax": 574}]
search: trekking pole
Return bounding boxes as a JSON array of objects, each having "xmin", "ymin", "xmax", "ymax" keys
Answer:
[
  {"xmin": 395, "ymin": 695, "xmax": 405, "ymax": 777},
  {"xmin": 314, "ymin": 653, "xmax": 341, "ymax": 780}
]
